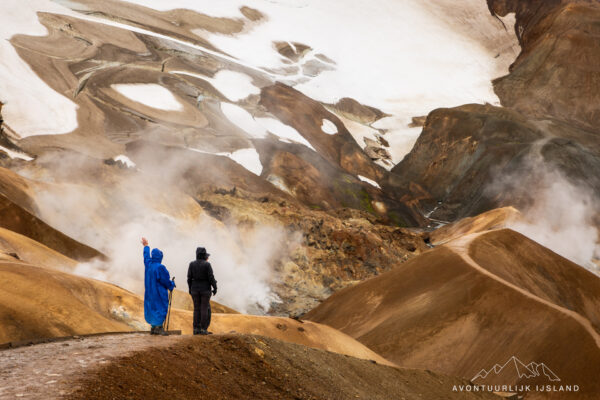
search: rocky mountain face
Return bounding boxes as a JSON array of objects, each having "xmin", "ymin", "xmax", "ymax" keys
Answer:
[{"xmin": 388, "ymin": 0, "xmax": 600, "ymax": 226}]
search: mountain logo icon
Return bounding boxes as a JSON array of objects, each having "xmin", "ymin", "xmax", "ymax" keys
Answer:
[{"xmin": 472, "ymin": 356, "xmax": 560, "ymax": 382}]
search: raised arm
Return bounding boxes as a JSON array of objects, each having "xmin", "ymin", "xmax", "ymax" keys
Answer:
[{"xmin": 141, "ymin": 237, "xmax": 151, "ymax": 268}]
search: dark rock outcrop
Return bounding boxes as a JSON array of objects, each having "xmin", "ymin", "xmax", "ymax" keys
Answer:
[
  {"xmin": 390, "ymin": 0, "xmax": 600, "ymax": 223},
  {"xmin": 489, "ymin": 0, "xmax": 600, "ymax": 132}
]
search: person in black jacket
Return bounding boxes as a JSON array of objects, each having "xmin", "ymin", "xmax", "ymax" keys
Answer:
[{"xmin": 187, "ymin": 247, "xmax": 217, "ymax": 335}]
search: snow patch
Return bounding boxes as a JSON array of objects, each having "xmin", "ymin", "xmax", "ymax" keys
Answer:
[
  {"xmin": 321, "ymin": 119, "xmax": 337, "ymax": 134},
  {"xmin": 205, "ymin": 70, "xmax": 260, "ymax": 102},
  {"xmin": 0, "ymin": 0, "xmax": 79, "ymax": 137},
  {"xmin": 175, "ymin": 70, "xmax": 259, "ymax": 102},
  {"xmin": 358, "ymin": 175, "xmax": 381, "ymax": 189},
  {"xmin": 332, "ymin": 113, "xmax": 418, "ymax": 169},
  {"xmin": 372, "ymin": 116, "xmax": 422, "ymax": 166},
  {"xmin": 0, "ymin": 145, "xmax": 33, "ymax": 161},
  {"xmin": 256, "ymin": 117, "xmax": 315, "ymax": 151},
  {"xmin": 114, "ymin": 155, "xmax": 136, "ymax": 168},
  {"xmin": 188, "ymin": 146, "xmax": 263, "ymax": 176},
  {"xmin": 220, "ymin": 103, "xmax": 268, "ymax": 139},
  {"xmin": 336, "ymin": 114, "xmax": 379, "ymax": 146},
  {"xmin": 111, "ymin": 84, "xmax": 183, "ymax": 111},
  {"xmin": 221, "ymin": 148, "xmax": 263, "ymax": 176}
]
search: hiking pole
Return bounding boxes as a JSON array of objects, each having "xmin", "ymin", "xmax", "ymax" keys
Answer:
[{"xmin": 164, "ymin": 277, "xmax": 175, "ymax": 332}]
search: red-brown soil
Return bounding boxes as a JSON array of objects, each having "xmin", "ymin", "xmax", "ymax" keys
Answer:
[
  {"xmin": 429, "ymin": 207, "xmax": 520, "ymax": 245},
  {"xmin": 306, "ymin": 229, "xmax": 600, "ymax": 399},
  {"xmin": 67, "ymin": 334, "xmax": 499, "ymax": 400}
]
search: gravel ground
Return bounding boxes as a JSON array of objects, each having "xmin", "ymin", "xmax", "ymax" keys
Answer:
[{"xmin": 0, "ymin": 333, "xmax": 180, "ymax": 399}]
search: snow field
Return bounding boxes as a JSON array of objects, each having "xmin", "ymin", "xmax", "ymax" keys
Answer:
[
  {"xmin": 220, "ymin": 103, "xmax": 268, "ymax": 138},
  {"xmin": 111, "ymin": 84, "xmax": 183, "ymax": 111},
  {"xmin": 142, "ymin": 0, "xmax": 519, "ymax": 161},
  {"xmin": 173, "ymin": 70, "xmax": 261, "ymax": 102},
  {"xmin": 205, "ymin": 70, "xmax": 261, "ymax": 101},
  {"xmin": 0, "ymin": 0, "xmax": 79, "ymax": 137},
  {"xmin": 2, "ymin": 0, "xmax": 519, "ymax": 159},
  {"xmin": 219, "ymin": 148, "xmax": 263, "ymax": 176},
  {"xmin": 254, "ymin": 117, "xmax": 315, "ymax": 151},
  {"xmin": 336, "ymin": 115, "xmax": 380, "ymax": 147},
  {"xmin": 188, "ymin": 146, "xmax": 263, "ymax": 176}
]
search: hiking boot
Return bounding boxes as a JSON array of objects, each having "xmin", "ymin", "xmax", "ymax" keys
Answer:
[
  {"xmin": 193, "ymin": 328, "xmax": 201, "ymax": 335},
  {"xmin": 150, "ymin": 326, "xmax": 157, "ymax": 335},
  {"xmin": 155, "ymin": 326, "xmax": 169, "ymax": 336},
  {"xmin": 199, "ymin": 329, "xmax": 213, "ymax": 335}
]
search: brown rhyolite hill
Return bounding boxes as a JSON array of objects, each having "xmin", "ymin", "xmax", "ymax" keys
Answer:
[{"xmin": 306, "ymin": 228, "xmax": 600, "ymax": 399}]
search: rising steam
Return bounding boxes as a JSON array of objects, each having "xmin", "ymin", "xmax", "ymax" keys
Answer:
[
  {"xmin": 486, "ymin": 146, "xmax": 600, "ymax": 273},
  {"xmin": 27, "ymin": 150, "xmax": 297, "ymax": 314}
]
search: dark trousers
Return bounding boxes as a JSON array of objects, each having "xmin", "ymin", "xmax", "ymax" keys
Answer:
[{"xmin": 191, "ymin": 291, "xmax": 211, "ymax": 331}]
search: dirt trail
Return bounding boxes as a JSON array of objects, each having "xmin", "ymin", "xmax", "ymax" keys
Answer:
[
  {"xmin": 0, "ymin": 333, "xmax": 180, "ymax": 399},
  {"xmin": 446, "ymin": 232, "xmax": 600, "ymax": 349}
]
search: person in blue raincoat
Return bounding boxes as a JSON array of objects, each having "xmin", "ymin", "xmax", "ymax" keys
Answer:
[{"xmin": 141, "ymin": 237, "xmax": 175, "ymax": 335}]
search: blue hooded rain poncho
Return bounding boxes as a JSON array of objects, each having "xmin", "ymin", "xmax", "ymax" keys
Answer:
[{"xmin": 143, "ymin": 246, "xmax": 175, "ymax": 326}]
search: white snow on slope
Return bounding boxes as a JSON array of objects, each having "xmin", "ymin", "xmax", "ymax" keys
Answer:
[
  {"xmin": 255, "ymin": 117, "xmax": 315, "ymax": 150},
  {"xmin": 122, "ymin": 0, "xmax": 518, "ymax": 161},
  {"xmin": 79, "ymin": 15, "xmax": 277, "ymax": 79},
  {"xmin": 111, "ymin": 84, "xmax": 183, "ymax": 111},
  {"xmin": 2, "ymin": 0, "xmax": 518, "ymax": 156},
  {"xmin": 114, "ymin": 154, "xmax": 136, "ymax": 168},
  {"xmin": 336, "ymin": 115, "xmax": 379, "ymax": 146},
  {"xmin": 372, "ymin": 116, "xmax": 422, "ymax": 166},
  {"xmin": 188, "ymin": 146, "xmax": 263, "ymax": 176},
  {"xmin": 0, "ymin": 0, "xmax": 79, "ymax": 137},
  {"xmin": 220, "ymin": 103, "xmax": 315, "ymax": 154},
  {"xmin": 200, "ymin": 0, "xmax": 518, "ymax": 114},
  {"xmin": 173, "ymin": 70, "xmax": 260, "ymax": 101},
  {"xmin": 206, "ymin": 70, "xmax": 261, "ymax": 101},
  {"xmin": 223, "ymin": 148, "xmax": 263, "ymax": 176},
  {"xmin": 0, "ymin": 145, "xmax": 34, "ymax": 161},
  {"xmin": 358, "ymin": 175, "xmax": 381, "ymax": 189},
  {"xmin": 220, "ymin": 103, "xmax": 268, "ymax": 138},
  {"xmin": 321, "ymin": 119, "xmax": 338, "ymax": 135}
]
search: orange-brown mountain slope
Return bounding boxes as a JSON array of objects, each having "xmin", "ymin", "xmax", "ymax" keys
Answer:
[{"xmin": 306, "ymin": 228, "xmax": 600, "ymax": 399}]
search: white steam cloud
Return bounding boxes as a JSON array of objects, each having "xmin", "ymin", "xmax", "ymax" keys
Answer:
[
  {"xmin": 508, "ymin": 173, "xmax": 599, "ymax": 271},
  {"xmin": 486, "ymin": 149, "xmax": 600, "ymax": 273},
  {"xmin": 73, "ymin": 217, "xmax": 288, "ymax": 314},
  {"xmin": 27, "ymin": 152, "xmax": 298, "ymax": 314}
]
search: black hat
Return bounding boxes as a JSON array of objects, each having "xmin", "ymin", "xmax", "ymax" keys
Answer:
[{"xmin": 196, "ymin": 247, "xmax": 210, "ymax": 259}]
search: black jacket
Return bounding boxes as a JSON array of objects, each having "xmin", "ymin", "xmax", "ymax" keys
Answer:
[{"xmin": 187, "ymin": 251, "xmax": 217, "ymax": 293}]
